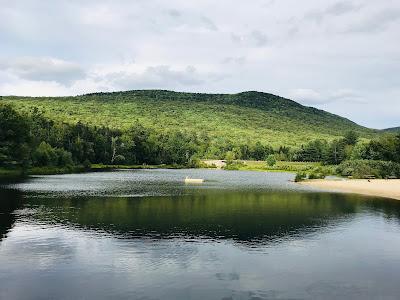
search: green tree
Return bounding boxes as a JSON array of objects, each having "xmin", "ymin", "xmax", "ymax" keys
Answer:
[
  {"xmin": 32, "ymin": 142, "xmax": 58, "ymax": 166},
  {"xmin": 0, "ymin": 105, "xmax": 31, "ymax": 168},
  {"xmin": 344, "ymin": 130, "xmax": 359, "ymax": 146},
  {"xmin": 325, "ymin": 139, "xmax": 346, "ymax": 165},
  {"xmin": 266, "ymin": 154, "xmax": 276, "ymax": 166}
]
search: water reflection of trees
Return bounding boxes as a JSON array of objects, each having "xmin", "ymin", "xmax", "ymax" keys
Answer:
[
  {"xmin": 0, "ymin": 189, "xmax": 23, "ymax": 242},
  {"xmin": 23, "ymin": 191, "xmax": 398, "ymax": 245}
]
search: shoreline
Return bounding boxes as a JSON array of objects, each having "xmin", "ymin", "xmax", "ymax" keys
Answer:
[
  {"xmin": 1, "ymin": 161, "xmax": 318, "ymax": 179},
  {"xmin": 301, "ymin": 179, "xmax": 400, "ymax": 201}
]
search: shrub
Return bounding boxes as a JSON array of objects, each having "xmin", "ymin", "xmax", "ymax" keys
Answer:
[
  {"xmin": 83, "ymin": 159, "xmax": 92, "ymax": 170},
  {"xmin": 266, "ymin": 154, "xmax": 277, "ymax": 166},
  {"xmin": 308, "ymin": 172, "xmax": 325, "ymax": 179},
  {"xmin": 224, "ymin": 160, "xmax": 245, "ymax": 170},
  {"xmin": 32, "ymin": 142, "xmax": 58, "ymax": 167},
  {"xmin": 294, "ymin": 172, "xmax": 307, "ymax": 182}
]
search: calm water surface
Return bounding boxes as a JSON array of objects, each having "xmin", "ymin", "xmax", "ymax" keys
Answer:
[{"xmin": 1, "ymin": 169, "xmax": 400, "ymax": 299}]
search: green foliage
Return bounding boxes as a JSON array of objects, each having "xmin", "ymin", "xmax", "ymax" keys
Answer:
[
  {"xmin": 337, "ymin": 160, "xmax": 400, "ymax": 179},
  {"xmin": 224, "ymin": 160, "xmax": 245, "ymax": 170},
  {"xmin": 0, "ymin": 104, "xmax": 31, "ymax": 168},
  {"xmin": 295, "ymin": 172, "xmax": 307, "ymax": 182},
  {"xmin": 343, "ymin": 130, "xmax": 359, "ymax": 146},
  {"xmin": 1, "ymin": 90, "xmax": 377, "ymax": 150},
  {"xmin": 225, "ymin": 151, "xmax": 236, "ymax": 162},
  {"xmin": 294, "ymin": 140, "xmax": 327, "ymax": 162},
  {"xmin": 363, "ymin": 134, "xmax": 400, "ymax": 163},
  {"xmin": 292, "ymin": 132, "xmax": 399, "ymax": 166},
  {"xmin": 0, "ymin": 91, "xmax": 398, "ymax": 178},
  {"xmin": 308, "ymin": 172, "xmax": 325, "ymax": 180},
  {"xmin": 32, "ymin": 142, "xmax": 73, "ymax": 167},
  {"xmin": 383, "ymin": 127, "xmax": 400, "ymax": 133},
  {"xmin": 266, "ymin": 154, "xmax": 277, "ymax": 166}
]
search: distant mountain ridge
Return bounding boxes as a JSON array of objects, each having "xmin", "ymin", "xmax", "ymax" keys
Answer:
[
  {"xmin": 1, "ymin": 90, "xmax": 379, "ymax": 147},
  {"xmin": 383, "ymin": 127, "xmax": 400, "ymax": 133}
]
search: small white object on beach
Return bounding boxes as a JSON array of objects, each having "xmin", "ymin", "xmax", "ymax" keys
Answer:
[{"xmin": 184, "ymin": 176, "xmax": 204, "ymax": 184}]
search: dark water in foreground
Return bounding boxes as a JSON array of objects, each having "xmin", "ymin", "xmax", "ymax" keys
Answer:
[{"xmin": 1, "ymin": 169, "xmax": 400, "ymax": 299}]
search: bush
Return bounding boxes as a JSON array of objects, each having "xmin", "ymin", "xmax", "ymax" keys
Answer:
[
  {"xmin": 32, "ymin": 142, "xmax": 74, "ymax": 167},
  {"xmin": 55, "ymin": 148, "xmax": 73, "ymax": 167},
  {"xmin": 224, "ymin": 160, "xmax": 245, "ymax": 170},
  {"xmin": 32, "ymin": 142, "xmax": 58, "ymax": 167},
  {"xmin": 83, "ymin": 159, "xmax": 92, "ymax": 170},
  {"xmin": 266, "ymin": 154, "xmax": 277, "ymax": 166},
  {"xmin": 295, "ymin": 172, "xmax": 307, "ymax": 182},
  {"xmin": 308, "ymin": 172, "xmax": 325, "ymax": 179}
]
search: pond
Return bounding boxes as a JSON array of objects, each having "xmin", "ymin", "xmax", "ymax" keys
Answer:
[{"xmin": 1, "ymin": 169, "xmax": 400, "ymax": 299}]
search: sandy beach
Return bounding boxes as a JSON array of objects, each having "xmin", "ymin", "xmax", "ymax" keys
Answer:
[{"xmin": 301, "ymin": 179, "xmax": 400, "ymax": 200}]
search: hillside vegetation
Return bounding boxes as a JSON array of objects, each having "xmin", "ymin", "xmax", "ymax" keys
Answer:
[
  {"xmin": 384, "ymin": 127, "xmax": 400, "ymax": 133},
  {"xmin": 1, "ymin": 90, "xmax": 399, "ymax": 179},
  {"xmin": 1, "ymin": 90, "xmax": 377, "ymax": 148}
]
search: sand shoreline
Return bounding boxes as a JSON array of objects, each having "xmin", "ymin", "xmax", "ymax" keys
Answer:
[{"xmin": 301, "ymin": 179, "xmax": 400, "ymax": 200}]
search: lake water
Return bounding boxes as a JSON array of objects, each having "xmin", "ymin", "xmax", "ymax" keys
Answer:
[{"xmin": 1, "ymin": 169, "xmax": 400, "ymax": 299}]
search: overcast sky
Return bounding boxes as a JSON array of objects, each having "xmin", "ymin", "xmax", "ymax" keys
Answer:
[{"xmin": 1, "ymin": 0, "xmax": 399, "ymax": 129}]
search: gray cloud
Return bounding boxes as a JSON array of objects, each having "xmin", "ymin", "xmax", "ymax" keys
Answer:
[
  {"xmin": 167, "ymin": 9, "xmax": 181, "ymax": 18},
  {"xmin": 164, "ymin": 7, "xmax": 218, "ymax": 31},
  {"xmin": 105, "ymin": 65, "xmax": 224, "ymax": 90},
  {"xmin": 200, "ymin": 16, "xmax": 218, "ymax": 31},
  {"xmin": 0, "ymin": 57, "xmax": 85, "ymax": 85},
  {"xmin": 345, "ymin": 9, "xmax": 400, "ymax": 33},
  {"xmin": 251, "ymin": 30, "xmax": 269, "ymax": 46},
  {"xmin": 326, "ymin": 1, "xmax": 361, "ymax": 16},
  {"xmin": 305, "ymin": 1, "xmax": 362, "ymax": 23}
]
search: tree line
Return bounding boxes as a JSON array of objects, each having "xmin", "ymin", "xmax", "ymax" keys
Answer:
[
  {"xmin": 0, "ymin": 105, "xmax": 276, "ymax": 170},
  {"xmin": 1, "ymin": 104, "xmax": 399, "ymax": 176},
  {"xmin": 293, "ymin": 130, "xmax": 400, "ymax": 165}
]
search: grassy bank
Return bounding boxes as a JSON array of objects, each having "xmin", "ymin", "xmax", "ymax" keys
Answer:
[
  {"xmin": 0, "ymin": 166, "xmax": 87, "ymax": 179},
  {"xmin": 27, "ymin": 166, "xmax": 87, "ymax": 175},
  {"xmin": 0, "ymin": 168, "xmax": 25, "ymax": 180},
  {"xmin": 211, "ymin": 160, "xmax": 335, "ymax": 174},
  {"xmin": 237, "ymin": 161, "xmax": 322, "ymax": 172},
  {"xmin": 91, "ymin": 163, "xmax": 189, "ymax": 171},
  {"xmin": 0, "ymin": 161, "xmax": 344, "ymax": 180},
  {"xmin": 0, "ymin": 164, "xmax": 190, "ymax": 179}
]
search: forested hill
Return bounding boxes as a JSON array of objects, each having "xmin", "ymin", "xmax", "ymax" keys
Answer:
[
  {"xmin": 1, "ymin": 90, "xmax": 377, "ymax": 147},
  {"xmin": 383, "ymin": 127, "xmax": 400, "ymax": 133}
]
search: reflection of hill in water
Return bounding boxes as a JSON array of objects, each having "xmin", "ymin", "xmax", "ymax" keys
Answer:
[
  {"xmin": 22, "ymin": 190, "xmax": 400, "ymax": 245},
  {"xmin": 0, "ymin": 189, "xmax": 23, "ymax": 242}
]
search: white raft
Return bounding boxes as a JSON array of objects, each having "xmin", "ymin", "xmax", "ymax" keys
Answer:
[{"xmin": 184, "ymin": 176, "xmax": 204, "ymax": 184}]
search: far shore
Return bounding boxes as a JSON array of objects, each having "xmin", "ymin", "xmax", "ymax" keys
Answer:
[{"xmin": 301, "ymin": 179, "xmax": 400, "ymax": 201}]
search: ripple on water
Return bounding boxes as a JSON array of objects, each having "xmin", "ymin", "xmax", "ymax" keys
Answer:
[{"xmin": 1, "ymin": 169, "xmax": 400, "ymax": 299}]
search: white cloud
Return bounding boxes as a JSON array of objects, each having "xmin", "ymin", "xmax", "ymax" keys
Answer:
[
  {"xmin": 345, "ymin": 8, "xmax": 400, "ymax": 33},
  {"xmin": 105, "ymin": 65, "xmax": 224, "ymax": 90},
  {"xmin": 0, "ymin": 0, "xmax": 399, "ymax": 128},
  {"xmin": 231, "ymin": 30, "xmax": 269, "ymax": 47},
  {"xmin": 287, "ymin": 89, "xmax": 324, "ymax": 105},
  {"xmin": 0, "ymin": 80, "xmax": 71, "ymax": 97},
  {"xmin": 0, "ymin": 57, "xmax": 85, "ymax": 85},
  {"xmin": 287, "ymin": 88, "xmax": 364, "ymax": 105}
]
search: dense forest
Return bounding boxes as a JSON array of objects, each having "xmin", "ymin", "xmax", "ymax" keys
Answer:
[
  {"xmin": 1, "ymin": 101, "xmax": 399, "ymax": 178},
  {"xmin": 1, "ymin": 90, "xmax": 399, "ymax": 179},
  {"xmin": 1, "ymin": 90, "xmax": 378, "ymax": 148}
]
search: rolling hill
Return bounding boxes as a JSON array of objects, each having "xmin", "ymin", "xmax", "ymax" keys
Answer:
[
  {"xmin": 383, "ymin": 127, "xmax": 400, "ymax": 133},
  {"xmin": 0, "ymin": 90, "xmax": 378, "ymax": 148}
]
